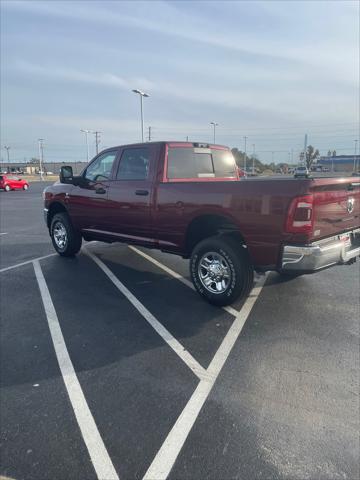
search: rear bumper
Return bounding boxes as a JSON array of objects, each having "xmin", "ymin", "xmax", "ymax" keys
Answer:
[{"xmin": 280, "ymin": 228, "xmax": 360, "ymax": 272}]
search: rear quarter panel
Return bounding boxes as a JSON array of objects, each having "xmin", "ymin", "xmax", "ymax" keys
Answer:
[{"xmin": 155, "ymin": 178, "xmax": 310, "ymax": 267}]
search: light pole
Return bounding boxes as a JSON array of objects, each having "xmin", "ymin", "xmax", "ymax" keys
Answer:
[
  {"xmin": 132, "ymin": 89, "xmax": 150, "ymax": 142},
  {"xmin": 354, "ymin": 139, "xmax": 358, "ymax": 172},
  {"xmin": 80, "ymin": 129, "xmax": 91, "ymax": 162},
  {"xmin": 4, "ymin": 145, "xmax": 10, "ymax": 163},
  {"xmin": 210, "ymin": 122, "xmax": 218, "ymax": 144},
  {"xmin": 252, "ymin": 143, "xmax": 255, "ymax": 175},
  {"xmin": 38, "ymin": 139, "xmax": 44, "ymax": 181},
  {"xmin": 243, "ymin": 136, "xmax": 248, "ymax": 172}
]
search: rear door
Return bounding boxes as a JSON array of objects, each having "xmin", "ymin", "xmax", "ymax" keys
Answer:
[
  {"xmin": 106, "ymin": 144, "xmax": 157, "ymax": 245},
  {"xmin": 68, "ymin": 150, "xmax": 119, "ymax": 232},
  {"xmin": 310, "ymin": 178, "xmax": 360, "ymax": 240}
]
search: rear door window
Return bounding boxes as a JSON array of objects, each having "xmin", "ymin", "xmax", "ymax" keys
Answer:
[
  {"xmin": 167, "ymin": 147, "xmax": 236, "ymax": 179},
  {"xmin": 116, "ymin": 148, "xmax": 150, "ymax": 180}
]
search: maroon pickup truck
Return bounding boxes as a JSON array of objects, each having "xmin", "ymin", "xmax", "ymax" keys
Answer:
[{"xmin": 43, "ymin": 141, "xmax": 360, "ymax": 306}]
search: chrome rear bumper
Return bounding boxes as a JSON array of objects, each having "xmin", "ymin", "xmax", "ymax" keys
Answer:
[{"xmin": 281, "ymin": 228, "xmax": 360, "ymax": 272}]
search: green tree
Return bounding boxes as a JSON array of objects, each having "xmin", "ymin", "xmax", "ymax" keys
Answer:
[{"xmin": 305, "ymin": 145, "xmax": 320, "ymax": 169}]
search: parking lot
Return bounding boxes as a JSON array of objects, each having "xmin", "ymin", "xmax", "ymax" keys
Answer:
[{"xmin": 0, "ymin": 181, "xmax": 359, "ymax": 480}]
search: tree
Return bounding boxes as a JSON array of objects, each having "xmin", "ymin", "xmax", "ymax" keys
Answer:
[
  {"xmin": 305, "ymin": 145, "xmax": 320, "ymax": 169},
  {"xmin": 332, "ymin": 150, "xmax": 336, "ymax": 157},
  {"xmin": 327, "ymin": 150, "xmax": 332, "ymax": 157}
]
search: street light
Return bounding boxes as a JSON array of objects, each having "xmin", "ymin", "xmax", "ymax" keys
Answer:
[
  {"xmin": 38, "ymin": 139, "xmax": 44, "ymax": 181},
  {"xmin": 243, "ymin": 136, "xmax": 248, "ymax": 172},
  {"xmin": 354, "ymin": 139, "xmax": 358, "ymax": 172},
  {"xmin": 80, "ymin": 129, "xmax": 92, "ymax": 162},
  {"xmin": 4, "ymin": 145, "xmax": 10, "ymax": 163},
  {"xmin": 252, "ymin": 144, "xmax": 255, "ymax": 175},
  {"xmin": 210, "ymin": 122, "xmax": 218, "ymax": 144},
  {"xmin": 132, "ymin": 89, "xmax": 150, "ymax": 142}
]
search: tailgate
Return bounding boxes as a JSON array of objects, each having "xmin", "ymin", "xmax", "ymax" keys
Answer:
[{"xmin": 310, "ymin": 177, "xmax": 360, "ymax": 241}]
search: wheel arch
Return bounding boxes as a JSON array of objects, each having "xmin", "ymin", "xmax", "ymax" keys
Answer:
[
  {"xmin": 184, "ymin": 213, "xmax": 248, "ymax": 257},
  {"xmin": 47, "ymin": 202, "xmax": 69, "ymax": 229}
]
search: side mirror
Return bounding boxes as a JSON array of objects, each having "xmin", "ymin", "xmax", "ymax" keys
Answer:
[{"xmin": 60, "ymin": 166, "xmax": 73, "ymax": 184}]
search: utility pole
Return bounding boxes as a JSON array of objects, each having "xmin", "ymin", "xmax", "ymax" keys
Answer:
[
  {"xmin": 4, "ymin": 145, "xmax": 10, "ymax": 163},
  {"xmin": 252, "ymin": 144, "xmax": 255, "ymax": 175},
  {"xmin": 93, "ymin": 131, "xmax": 101, "ymax": 155},
  {"xmin": 148, "ymin": 126, "xmax": 152, "ymax": 142},
  {"xmin": 186, "ymin": 136, "xmax": 189, "ymax": 142},
  {"xmin": 38, "ymin": 139, "xmax": 44, "ymax": 181},
  {"xmin": 243, "ymin": 136, "xmax": 248, "ymax": 172},
  {"xmin": 354, "ymin": 140, "xmax": 357, "ymax": 172}
]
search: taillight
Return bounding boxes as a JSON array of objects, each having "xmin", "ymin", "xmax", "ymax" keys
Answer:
[{"xmin": 285, "ymin": 194, "xmax": 314, "ymax": 233}]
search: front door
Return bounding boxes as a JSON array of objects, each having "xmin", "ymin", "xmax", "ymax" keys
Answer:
[
  {"xmin": 68, "ymin": 150, "xmax": 118, "ymax": 233},
  {"xmin": 106, "ymin": 145, "xmax": 157, "ymax": 245}
]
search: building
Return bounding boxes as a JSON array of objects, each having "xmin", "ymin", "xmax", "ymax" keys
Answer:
[{"xmin": 318, "ymin": 155, "xmax": 359, "ymax": 172}]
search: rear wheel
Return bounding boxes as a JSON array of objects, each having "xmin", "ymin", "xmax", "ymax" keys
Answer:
[
  {"xmin": 50, "ymin": 212, "xmax": 82, "ymax": 256},
  {"xmin": 190, "ymin": 235, "xmax": 254, "ymax": 306},
  {"xmin": 4, "ymin": 184, "xmax": 10, "ymax": 192}
]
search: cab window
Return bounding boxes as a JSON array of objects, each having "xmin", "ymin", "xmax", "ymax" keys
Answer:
[{"xmin": 85, "ymin": 151, "xmax": 117, "ymax": 182}]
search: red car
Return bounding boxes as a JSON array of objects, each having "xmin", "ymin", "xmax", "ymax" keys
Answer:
[{"xmin": 0, "ymin": 175, "xmax": 29, "ymax": 192}]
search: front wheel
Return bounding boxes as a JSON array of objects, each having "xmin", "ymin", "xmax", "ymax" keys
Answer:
[
  {"xmin": 23, "ymin": 184, "xmax": 29, "ymax": 190},
  {"xmin": 190, "ymin": 236, "xmax": 254, "ymax": 306},
  {"xmin": 50, "ymin": 212, "xmax": 82, "ymax": 256}
]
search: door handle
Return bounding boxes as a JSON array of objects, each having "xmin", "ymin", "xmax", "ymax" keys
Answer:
[
  {"xmin": 95, "ymin": 187, "xmax": 106, "ymax": 194},
  {"xmin": 135, "ymin": 189, "xmax": 149, "ymax": 196}
]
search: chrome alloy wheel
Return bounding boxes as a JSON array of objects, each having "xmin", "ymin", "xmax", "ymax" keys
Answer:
[
  {"xmin": 53, "ymin": 221, "xmax": 68, "ymax": 250},
  {"xmin": 198, "ymin": 251, "xmax": 231, "ymax": 294}
]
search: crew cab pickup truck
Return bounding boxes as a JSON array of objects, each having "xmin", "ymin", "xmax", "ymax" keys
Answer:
[{"xmin": 43, "ymin": 141, "xmax": 360, "ymax": 306}]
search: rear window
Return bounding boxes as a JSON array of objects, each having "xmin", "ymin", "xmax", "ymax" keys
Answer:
[
  {"xmin": 0, "ymin": 176, "xmax": 3, "ymax": 180},
  {"xmin": 167, "ymin": 147, "xmax": 236, "ymax": 179}
]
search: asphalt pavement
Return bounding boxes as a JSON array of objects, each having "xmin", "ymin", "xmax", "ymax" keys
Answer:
[{"xmin": 0, "ymin": 182, "xmax": 359, "ymax": 480}]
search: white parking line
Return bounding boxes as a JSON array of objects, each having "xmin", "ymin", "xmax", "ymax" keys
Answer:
[
  {"xmin": 143, "ymin": 276, "xmax": 267, "ymax": 480},
  {"xmin": 0, "ymin": 232, "xmax": 8, "ymax": 236},
  {"xmin": 130, "ymin": 247, "xmax": 239, "ymax": 317},
  {"xmin": 84, "ymin": 248, "xmax": 208, "ymax": 381},
  {"xmin": 33, "ymin": 260, "xmax": 119, "ymax": 480},
  {"xmin": 0, "ymin": 253, "xmax": 57, "ymax": 273}
]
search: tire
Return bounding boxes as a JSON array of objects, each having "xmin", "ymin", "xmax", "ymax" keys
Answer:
[
  {"xmin": 50, "ymin": 212, "xmax": 82, "ymax": 257},
  {"xmin": 4, "ymin": 184, "xmax": 10, "ymax": 192},
  {"xmin": 190, "ymin": 235, "xmax": 254, "ymax": 306},
  {"xmin": 23, "ymin": 184, "xmax": 29, "ymax": 190}
]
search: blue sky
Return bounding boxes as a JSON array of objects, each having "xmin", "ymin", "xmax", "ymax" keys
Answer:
[{"xmin": 1, "ymin": 0, "xmax": 359, "ymax": 164}]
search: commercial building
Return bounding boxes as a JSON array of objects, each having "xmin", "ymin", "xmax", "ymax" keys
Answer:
[{"xmin": 318, "ymin": 155, "xmax": 359, "ymax": 172}]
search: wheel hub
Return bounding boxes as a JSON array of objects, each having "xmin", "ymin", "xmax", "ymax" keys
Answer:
[
  {"xmin": 53, "ymin": 222, "xmax": 67, "ymax": 249},
  {"xmin": 198, "ymin": 252, "xmax": 231, "ymax": 294}
]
